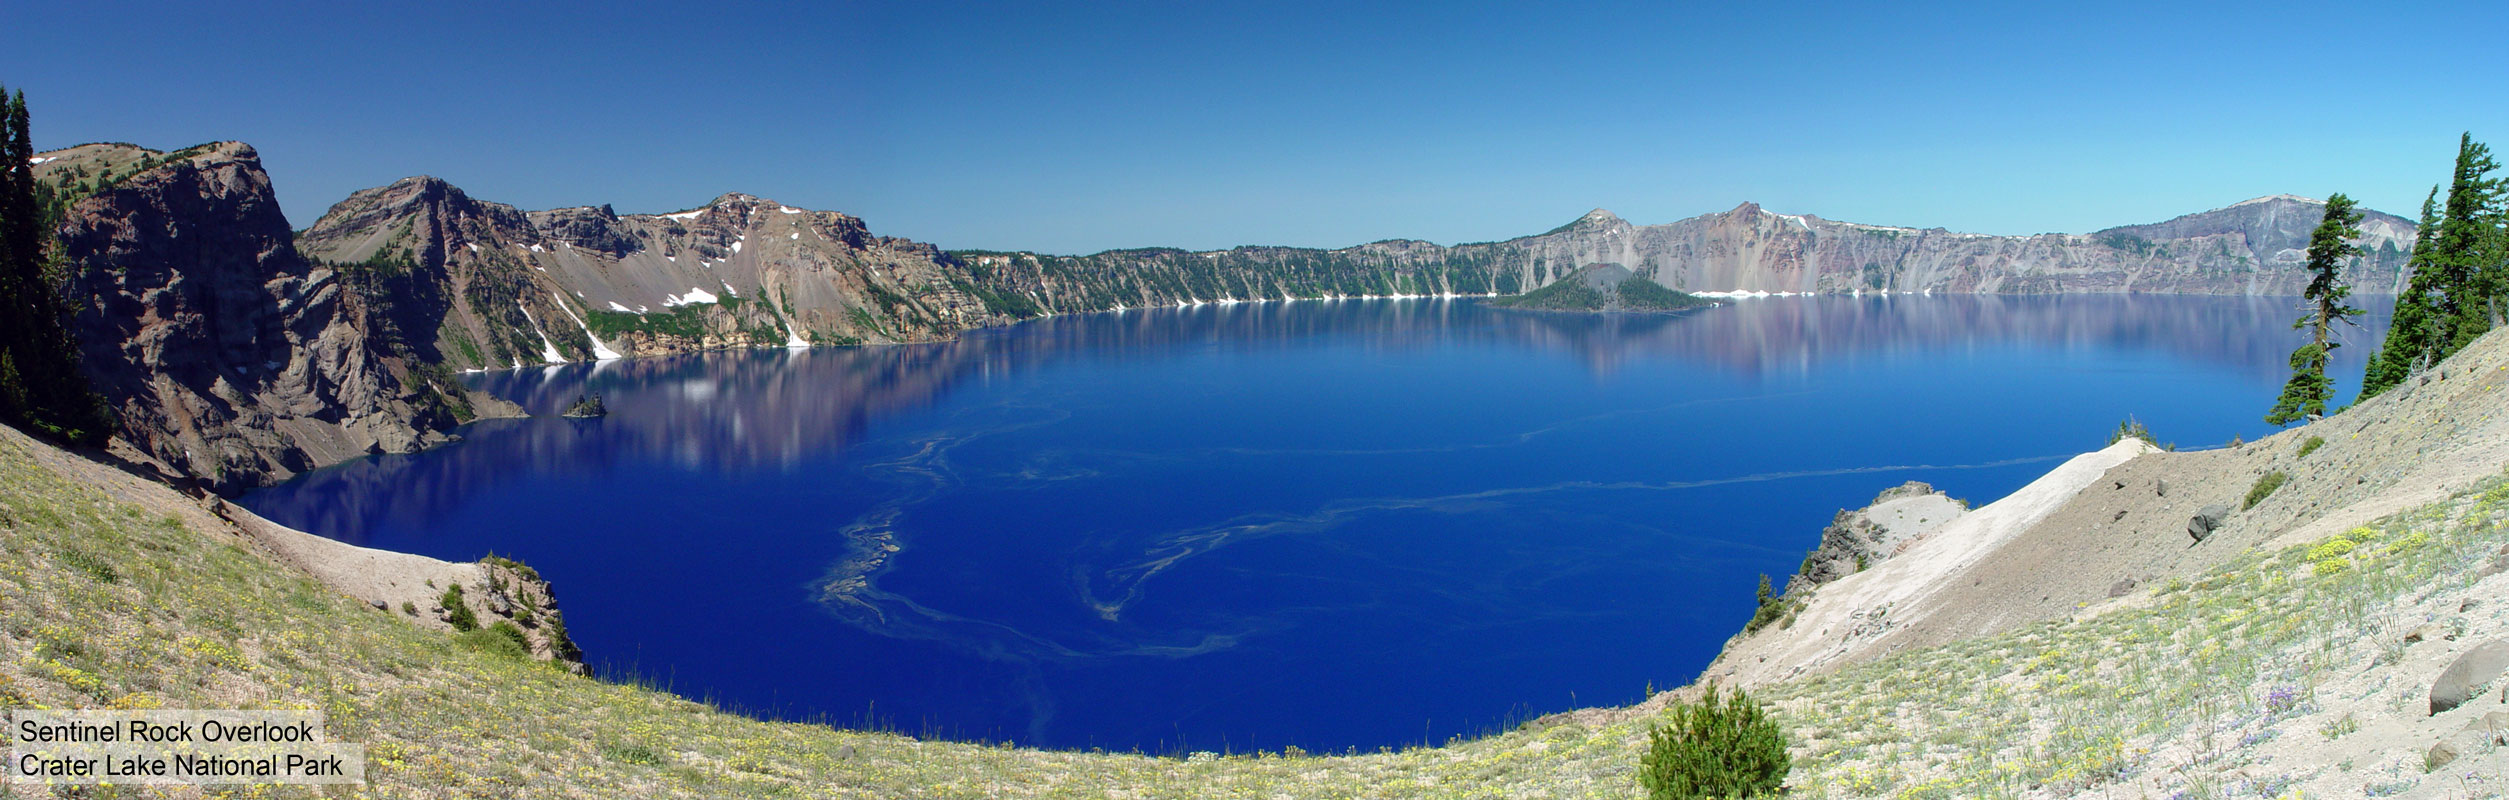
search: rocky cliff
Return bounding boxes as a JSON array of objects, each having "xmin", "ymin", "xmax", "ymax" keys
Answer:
[
  {"xmin": 293, "ymin": 174, "xmax": 2420, "ymax": 375},
  {"xmin": 994, "ymin": 198, "xmax": 2417, "ymax": 305},
  {"xmin": 294, "ymin": 179, "xmax": 1013, "ymax": 370},
  {"xmin": 38, "ymin": 142, "xmax": 506, "ymax": 493}
]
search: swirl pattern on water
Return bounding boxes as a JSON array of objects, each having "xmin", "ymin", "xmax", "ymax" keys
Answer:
[{"xmin": 242, "ymin": 294, "xmax": 2388, "ymax": 751}]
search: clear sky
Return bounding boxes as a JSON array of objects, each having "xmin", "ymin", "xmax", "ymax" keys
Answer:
[{"xmin": 6, "ymin": 1, "xmax": 2504, "ymax": 254}]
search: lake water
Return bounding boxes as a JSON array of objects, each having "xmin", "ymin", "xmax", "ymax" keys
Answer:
[{"xmin": 241, "ymin": 294, "xmax": 2390, "ymax": 753}]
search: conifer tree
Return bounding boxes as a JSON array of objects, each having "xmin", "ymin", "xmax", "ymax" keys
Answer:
[
  {"xmin": 0, "ymin": 85, "xmax": 112, "ymax": 444},
  {"xmin": 2434, "ymin": 134, "xmax": 2506, "ymax": 351},
  {"xmin": 2267, "ymin": 194, "xmax": 2364, "ymax": 426},
  {"xmin": 2363, "ymin": 134, "xmax": 2508, "ymax": 400}
]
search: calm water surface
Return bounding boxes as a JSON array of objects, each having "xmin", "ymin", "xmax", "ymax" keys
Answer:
[{"xmin": 242, "ymin": 295, "xmax": 2389, "ymax": 752}]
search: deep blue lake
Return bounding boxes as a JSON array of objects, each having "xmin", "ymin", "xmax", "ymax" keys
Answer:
[{"xmin": 241, "ymin": 294, "xmax": 2389, "ymax": 753}]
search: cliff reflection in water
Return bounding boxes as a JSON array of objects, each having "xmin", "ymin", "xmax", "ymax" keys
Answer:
[{"xmin": 244, "ymin": 294, "xmax": 2386, "ymax": 545}]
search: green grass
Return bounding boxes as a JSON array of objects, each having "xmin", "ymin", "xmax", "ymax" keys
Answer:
[
  {"xmin": 585, "ymin": 295, "xmax": 750, "ymax": 341},
  {"xmin": 2298, "ymin": 436, "xmax": 2326, "ymax": 458}
]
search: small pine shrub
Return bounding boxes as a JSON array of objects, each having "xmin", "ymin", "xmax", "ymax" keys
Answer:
[
  {"xmin": 457, "ymin": 622, "xmax": 532, "ymax": 661},
  {"xmin": 439, "ymin": 584, "xmax": 478, "ymax": 632},
  {"xmin": 2244, "ymin": 471, "xmax": 2289, "ymax": 510},
  {"xmin": 2297, "ymin": 436, "xmax": 2325, "ymax": 458},
  {"xmin": 1639, "ymin": 684, "xmax": 1789, "ymax": 799},
  {"xmin": 1744, "ymin": 574, "xmax": 1792, "ymax": 635},
  {"xmin": 2108, "ymin": 416, "xmax": 2153, "ymax": 446},
  {"xmin": 544, "ymin": 612, "xmax": 583, "ymax": 662}
]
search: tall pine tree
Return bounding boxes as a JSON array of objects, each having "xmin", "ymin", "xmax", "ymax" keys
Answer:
[
  {"xmin": 2267, "ymin": 194, "xmax": 2364, "ymax": 426},
  {"xmin": 0, "ymin": 85, "xmax": 112, "ymax": 445},
  {"xmin": 2362, "ymin": 134, "xmax": 2508, "ymax": 400},
  {"xmin": 2435, "ymin": 134, "xmax": 2506, "ymax": 350}
]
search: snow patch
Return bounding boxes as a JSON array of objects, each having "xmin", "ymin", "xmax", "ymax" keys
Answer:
[
  {"xmin": 730, "ymin": 239, "xmax": 744, "ymax": 254},
  {"xmin": 608, "ymin": 301, "xmax": 639, "ymax": 314},
  {"xmin": 27, "ymin": 156, "xmax": 55, "ymax": 165},
  {"xmin": 661, "ymin": 287, "xmax": 719, "ymax": 307},
  {"xmin": 789, "ymin": 232, "xmax": 799, "ymax": 240},
  {"xmin": 466, "ymin": 242, "xmax": 479, "ymax": 253},
  {"xmin": 516, "ymin": 303, "xmax": 567, "ymax": 364},
  {"xmin": 779, "ymin": 206, "xmax": 803, "ymax": 214},
  {"xmin": 662, "ymin": 210, "xmax": 705, "ymax": 221},
  {"xmin": 528, "ymin": 243, "xmax": 546, "ymax": 253},
  {"xmin": 546, "ymin": 291, "xmax": 622, "ymax": 360},
  {"xmin": 720, "ymin": 281, "xmax": 738, "ymax": 297},
  {"xmin": 781, "ymin": 312, "xmax": 809, "ymax": 349}
]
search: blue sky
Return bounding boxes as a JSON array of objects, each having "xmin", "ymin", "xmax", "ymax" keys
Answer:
[{"xmin": 6, "ymin": 1, "xmax": 2504, "ymax": 254}]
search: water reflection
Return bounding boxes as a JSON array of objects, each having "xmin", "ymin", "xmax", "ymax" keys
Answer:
[{"xmin": 248, "ymin": 294, "xmax": 2388, "ymax": 545}]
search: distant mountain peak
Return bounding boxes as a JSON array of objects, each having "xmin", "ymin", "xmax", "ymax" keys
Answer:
[
  {"xmin": 2227, "ymin": 194, "xmax": 2322, "ymax": 209},
  {"xmin": 1581, "ymin": 208, "xmax": 1621, "ymax": 223}
]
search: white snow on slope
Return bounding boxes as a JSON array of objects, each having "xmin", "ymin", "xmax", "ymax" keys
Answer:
[
  {"xmin": 661, "ymin": 287, "xmax": 719, "ymax": 307},
  {"xmin": 516, "ymin": 304, "xmax": 567, "ymax": 364},
  {"xmin": 546, "ymin": 291, "xmax": 622, "ymax": 360},
  {"xmin": 663, "ymin": 210, "xmax": 705, "ymax": 221}
]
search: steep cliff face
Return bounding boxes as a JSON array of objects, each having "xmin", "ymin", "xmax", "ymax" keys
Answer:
[
  {"xmin": 295, "ymin": 183, "xmax": 1014, "ymax": 369},
  {"xmin": 992, "ymin": 197, "xmax": 2417, "ymax": 304},
  {"xmin": 40, "ymin": 142, "xmax": 493, "ymax": 493},
  {"xmin": 289, "ymin": 172, "xmax": 2420, "ymax": 372}
]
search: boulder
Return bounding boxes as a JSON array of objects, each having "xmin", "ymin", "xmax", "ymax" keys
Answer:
[
  {"xmin": 2432, "ymin": 640, "xmax": 2509, "ymax": 715},
  {"xmin": 2427, "ymin": 711, "xmax": 2509, "ymax": 770},
  {"xmin": 2187, "ymin": 503, "xmax": 2230, "ymax": 542}
]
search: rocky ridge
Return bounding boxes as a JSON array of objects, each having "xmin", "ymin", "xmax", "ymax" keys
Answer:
[
  {"xmin": 39, "ymin": 142, "xmax": 512, "ymax": 493},
  {"xmin": 294, "ymin": 178, "xmax": 1010, "ymax": 369},
  {"xmin": 289, "ymin": 168, "xmax": 2421, "ymax": 378}
]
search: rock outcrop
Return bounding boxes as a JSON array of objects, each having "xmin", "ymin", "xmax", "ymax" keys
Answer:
[
  {"xmin": 1784, "ymin": 481, "xmax": 1966, "ymax": 597},
  {"xmin": 41, "ymin": 142, "xmax": 505, "ymax": 493}
]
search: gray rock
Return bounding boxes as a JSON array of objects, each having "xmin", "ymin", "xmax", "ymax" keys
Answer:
[
  {"xmin": 2479, "ymin": 552, "xmax": 2509, "ymax": 579},
  {"xmin": 1784, "ymin": 482, "xmax": 1957, "ymax": 596},
  {"xmin": 2107, "ymin": 578, "xmax": 2139, "ymax": 598},
  {"xmin": 2187, "ymin": 503, "xmax": 2230, "ymax": 542},
  {"xmin": 2427, "ymin": 711, "xmax": 2508, "ymax": 770},
  {"xmin": 2154, "ymin": 478, "xmax": 2168, "ymax": 497},
  {"xmin": 2432, "ymin": 640, "xmax": 2509, "ymax": 715},
  {"xmin": 488, "ymin": 592, "xmax": 514, "ymax": 617}
]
